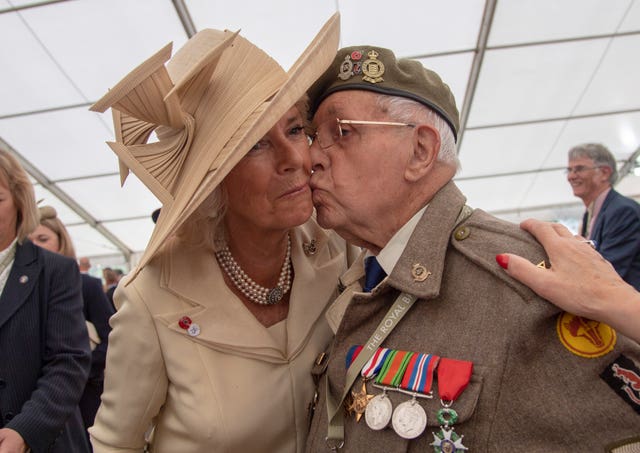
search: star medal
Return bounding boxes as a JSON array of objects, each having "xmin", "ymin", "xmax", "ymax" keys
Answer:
[
  {"xmin": 344, "ymin": 345, "xmax": 390, "ymax": 421},
  {"xmin": 430, "ymin": 357, "xmax": 473, "ymax": 452}
]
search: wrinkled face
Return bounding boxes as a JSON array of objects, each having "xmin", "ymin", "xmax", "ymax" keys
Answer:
[
  {"xmin": 0, "ymin": 179, "xmax": 17, "ymax": 250},
  {"xmin": 30, "ymin": 224, "xmax": 60, "ymax": 253},
  {"xmin": 222, "ymin": 106, "xmax": 313, "ymax": 236},
  {"xmin": 309, "ymin": 91, "xmax": 414, "ymax": 244},
  {"xmin": 567, "ymin": 156, "xmax": 609, "ymax": 203}
]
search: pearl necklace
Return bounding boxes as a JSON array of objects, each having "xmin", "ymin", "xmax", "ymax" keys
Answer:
[{"xmin": 216, "ymin": 235, "xmax": 292, "ymax": 305}]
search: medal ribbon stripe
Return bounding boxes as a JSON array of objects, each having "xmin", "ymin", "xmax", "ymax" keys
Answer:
[
  {"xmin": 376, "ymin": 350, "xmax": 414, "ymax": 386},
  {"xmin": 401, "ymin": 353, "xmax": 440, "ymax": 394},
  {"xmin": 362, "ymin": 347, "xmax": 391, "ymax": 378},
  {"xmin": 345, "ymin": 345, "xmax": 363, "ymax": 369}
]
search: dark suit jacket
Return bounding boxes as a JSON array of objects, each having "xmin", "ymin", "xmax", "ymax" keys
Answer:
[
  {"xmin": 0, "ymin": 240, "xmax": 91, "ymax": 453},
  {"xmin": 590, "ymin": 189, "xmax": 640, "ymax": 290},
  {"xmin": 81, "ymin": 273, "xmax": 114, "ymax": 380}
]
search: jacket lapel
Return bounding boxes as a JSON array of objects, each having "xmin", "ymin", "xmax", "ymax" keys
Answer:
[
  {"xmin": 154, "ymin": 220, "xmax": 346, "ymax": 363},
  {"xmin": 0, "ymin": 241, "xmax": 40, "ymax": 331},
  {"xmin": 590, "ymin": 189, "xmax": 616, "ymax": 243}
]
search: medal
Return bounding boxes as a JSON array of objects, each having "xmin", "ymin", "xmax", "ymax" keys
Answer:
[
  {"xmin": 392, "ymin": 398, "xmax": 427, "ymax": 439},
  {"xmin": 344, "ymin": 346, "xmax": 391, "ymax": 421},
  {"xmin": 389, "ymin": 353, "xmax": 438, "ymax": 438},
  {"xmin": 365, "ymin": 391, "xmax": 393, "ymax": 430},
  {"xmin": 430, "ymin": 357, "xmax": 473, "ymax": 452}
]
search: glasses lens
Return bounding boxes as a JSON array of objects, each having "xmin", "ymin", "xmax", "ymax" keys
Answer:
[{"xmin": 315, "ymin": 119, "xmax": 341, "ymax": 149}]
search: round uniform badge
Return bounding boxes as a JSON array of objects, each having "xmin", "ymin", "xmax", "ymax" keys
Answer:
[{"xmin": 556, "ymin": 312, "xmax": 616, "ymax": 358}]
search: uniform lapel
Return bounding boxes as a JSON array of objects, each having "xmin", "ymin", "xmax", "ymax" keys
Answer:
[
  {"xmin": 390, "ymin": 181, "xmax": 467, "ymax": 299},
  {"xmin": 0, "ymin": 241, "xmax": 40, "ymax": 331}
]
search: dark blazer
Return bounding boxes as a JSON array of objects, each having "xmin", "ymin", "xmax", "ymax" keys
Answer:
[
  {"xmin": 79, "ymin": 273, "xmax": 114, "ymax": 430},
  {"xmin": 590, "ymin": 189, "xmax": 640, "ymax": 290},
  {"xmin": 0, "ymin": 240, "xmax": 91, "ymax": 453},
  {"xmin": 81, "ymin": 273, "xmax": 113, "ymax": 381}
]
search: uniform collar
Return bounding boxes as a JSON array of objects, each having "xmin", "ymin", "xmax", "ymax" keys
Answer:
[
  {"xmin": 384, "ymin": 181, "xmax": 467, "ymax": 299},
  {"xmin": 370, "ymin": 205, "xmax": 427, "ymax": 276}
]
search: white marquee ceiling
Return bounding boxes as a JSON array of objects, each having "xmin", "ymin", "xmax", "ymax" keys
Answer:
[{"xmin": 1, "ymin": 0, "xmax": 639, "ymax": 266}]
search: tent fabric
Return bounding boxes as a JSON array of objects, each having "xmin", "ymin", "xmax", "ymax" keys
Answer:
[{"xmin": 1, "ymin": 0, "xmax": 638, "ymax": 266}]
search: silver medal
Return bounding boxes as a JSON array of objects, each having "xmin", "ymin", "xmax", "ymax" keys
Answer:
[
  {"xmin": 365, "ymin": 393, "xmax": 393, "ymax": 430},
  {"xmin": 391, "ymin": 399, "xmax": 427, "ymax": 439}
]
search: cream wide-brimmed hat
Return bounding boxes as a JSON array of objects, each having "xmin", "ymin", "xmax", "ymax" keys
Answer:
[{"xmin": 91, "ymin": 14, "xmax": 340, "ymax": 282}]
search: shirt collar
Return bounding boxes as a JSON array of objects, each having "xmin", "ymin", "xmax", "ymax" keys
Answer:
[{"xmin": 366, "ymin": 205, "xmax": 427, "ymax": 275}]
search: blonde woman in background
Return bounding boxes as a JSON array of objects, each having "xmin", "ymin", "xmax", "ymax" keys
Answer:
[
  {"xmin": 30, "ymin": 206, "xmax": 114, "ymax": 441},
  {"xmin": 0, "ymin": 149, "xmax": 90, "ymax": 453}
]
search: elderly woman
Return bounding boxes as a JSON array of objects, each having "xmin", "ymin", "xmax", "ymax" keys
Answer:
[
  {"xmin": 0, "ymin": 150, "xmax": 91, "ymax": 453},
  {"xmin": 29, "ymin": 206, "xmax": 114, "ymax": 436},
  {"xmin": 88, "ymin": 15, "xmax": 352, "ymax": 453}
]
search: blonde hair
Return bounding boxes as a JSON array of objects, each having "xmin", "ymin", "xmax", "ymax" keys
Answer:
[
  {"xmin": 37, "ymin": 205, "xmax": 77, "ymax": 259},
  {"xmin": 0, "ymin": 149, "xmax": 38, "ymax": 243}
]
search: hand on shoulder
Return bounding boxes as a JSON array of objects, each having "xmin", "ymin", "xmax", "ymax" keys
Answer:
[{"xmin": 496, "ymin": 218, "xmax": 640, "ymax": 343}]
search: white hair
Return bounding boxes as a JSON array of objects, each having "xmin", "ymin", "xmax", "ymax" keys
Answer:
[{"xmin": 375, "ymin": 94, "xmax": 459, "ymax": 168}]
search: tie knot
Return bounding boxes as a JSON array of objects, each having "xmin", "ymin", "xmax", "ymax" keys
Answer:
[{"xmin": 364, "ymin": 256, "xmax": 386, "ymax": 292}]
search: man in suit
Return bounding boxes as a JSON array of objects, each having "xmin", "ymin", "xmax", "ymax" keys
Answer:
[
  {"xmin": 103, "ymin": 267, "xmax": 118, "ymax": 312},
  {"xmin": 304, "ymin": 46, "xmax": 640, "ymax": 452},
  {"xmin": 567, "ymin": 143, "xmax": 640, "ymax": 290}
]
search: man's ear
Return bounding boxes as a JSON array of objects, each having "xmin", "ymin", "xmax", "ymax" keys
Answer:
[
  {"xmin": 405, "ymin": 124, "xmax": 440, "ymax": 182},
  {"xmin": 599, "ymin": 165, "xmax": 613, "ymax": 183}
]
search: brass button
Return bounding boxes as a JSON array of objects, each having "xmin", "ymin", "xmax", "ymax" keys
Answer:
[{"xmin": 454, "ymin": 226, "xmax": 470, "ymax": 241}]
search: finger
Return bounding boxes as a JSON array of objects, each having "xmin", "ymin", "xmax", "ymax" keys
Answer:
[
  {"xmin": 519, "ymin": 219, "xmax": 562, "ymax": 247},
  {"xmin": 498, "ymin": 253, "xmax": 550, "ymax": 296},
  {"xmin": 549, "ymin": 222, "xmax": 573, "ymax": 238}
]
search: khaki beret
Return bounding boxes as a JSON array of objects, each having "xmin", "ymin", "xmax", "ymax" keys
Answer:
[{"xmin": 308, "ymin": 46, "xmax": 460, "ymax": 141}]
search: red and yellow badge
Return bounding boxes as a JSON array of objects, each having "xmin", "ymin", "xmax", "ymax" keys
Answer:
[{"xmin": 556, "ymin": 312, "xmax": 616, "ymax": 358}]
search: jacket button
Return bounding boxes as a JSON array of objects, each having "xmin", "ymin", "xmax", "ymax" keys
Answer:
[
  {"xmin": 5, "ymin": 412, "xmax": 14, "ymax": 421},
  {"xmin": 454, "ymin": 226, "xmax": 471, "ymax": 241},
  {"xmin": 0, "ymin": 379, "xmax": 5, "ymax": 389}
]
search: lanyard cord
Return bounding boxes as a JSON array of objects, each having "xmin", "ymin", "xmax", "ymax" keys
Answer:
[{"xmin": 325, "ymin": 292, "xmax": 418, "ymax": 450}]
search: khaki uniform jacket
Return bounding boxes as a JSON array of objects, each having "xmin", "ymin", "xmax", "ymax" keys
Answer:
[
  {"xmin": 90, "ymin": 219, "xmax": 356, "ymax": 453},
  {"xmin": 306, "ymin": 182, "xmax": 640, "ymax": 453}
]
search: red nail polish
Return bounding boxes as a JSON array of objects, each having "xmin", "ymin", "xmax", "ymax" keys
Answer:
[{"xmin": 496, "ymin": 254, "xmax": 509, "ymax": 269}]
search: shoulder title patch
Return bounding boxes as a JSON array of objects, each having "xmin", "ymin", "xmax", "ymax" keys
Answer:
[{"xmin": 600, "ymin": 354, "xmax": 640, "ymax": 415}]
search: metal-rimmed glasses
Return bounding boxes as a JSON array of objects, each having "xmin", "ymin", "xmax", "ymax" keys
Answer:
[
  {"xmin": 311, "ymin": 118, "xmax": 415, "ymax": 150},
  {"xmin": 564, "ymin": 165, "xmax": 602, "ymax": 175}
]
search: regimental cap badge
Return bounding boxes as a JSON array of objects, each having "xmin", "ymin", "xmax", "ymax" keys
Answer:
[
  {"xmin": 362, "ymin": 50, "xmax": 385, "ymax": 83},
  {"xmin": 337, "ymin": 48, "xmax": 384, "ymax": 84}
]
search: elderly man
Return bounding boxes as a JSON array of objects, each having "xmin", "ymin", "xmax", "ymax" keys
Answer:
[
  {"xmin": 567, "ymin": 143, "xmax": 640, "ymax": 290},
  {"xmin": 305, "ymin": 47, "xmax": 640, "ymax": 452}
]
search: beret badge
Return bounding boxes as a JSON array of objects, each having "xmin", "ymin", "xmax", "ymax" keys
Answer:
[{"xmin": 338, "ymin": 49, "xmax": 384, "ymax": 84}]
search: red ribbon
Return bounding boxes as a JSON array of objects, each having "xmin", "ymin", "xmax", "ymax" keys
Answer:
[{"xmin": 437, "ymin": 357, "xmax": 473, "ymax": 402}]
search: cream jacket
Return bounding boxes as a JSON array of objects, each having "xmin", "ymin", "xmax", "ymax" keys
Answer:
[{"xmin": 90, "ymin": 219, "xmax": 355, "ymax": 453}]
